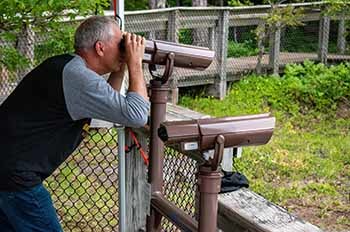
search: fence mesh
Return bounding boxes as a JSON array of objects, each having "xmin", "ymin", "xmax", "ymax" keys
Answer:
[
  {"xmin": 162, "ymin": 147, "xmax": 198, "ymax": 231},
  {"xmin": 45, "ymin": 128, "xmax": 119, "ymax": 232},
  {"xmin": 280, "ymin": 21, "xmax": 320, "ymax": 64}
]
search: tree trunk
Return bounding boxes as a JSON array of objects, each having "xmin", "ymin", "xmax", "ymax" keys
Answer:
[
  {"xmin": 149, "ymin": 0, "xmax": 166, "ymax": 9},
  {"xmin": 192, "ymin": 0, "xmax": 207, "ymax": 6}
]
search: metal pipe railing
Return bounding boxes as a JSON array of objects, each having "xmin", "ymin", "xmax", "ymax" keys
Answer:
[
  {"xmin": 117, "ymin": 126, "xmax": 126, "ymax": 232},
  {"xmin": 151, "ymin": 192, "xmax": 198, "ymax": 231}
]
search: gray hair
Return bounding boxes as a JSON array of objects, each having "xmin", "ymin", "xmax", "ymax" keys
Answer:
[{"xmin": 74, "ymin": 16, "xmax": 118, "ymax": 50}]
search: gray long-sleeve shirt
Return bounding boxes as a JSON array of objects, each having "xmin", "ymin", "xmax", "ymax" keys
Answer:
[
  {"xmin": 63, "ymin": 55, "xmax": 150, "ymax": 128},
  {"xmin": 0, "ymin": 53, "xmax": 150, "ymax": 190}
]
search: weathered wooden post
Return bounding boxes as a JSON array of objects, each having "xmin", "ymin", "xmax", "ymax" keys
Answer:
[
  {"xmin": 337, "ymin": 16, "xmax": 346, "ymax": 54},
  {"xmin": 125, "ymin": 129, "xmax": 150, "ymax": 232},
  {"xmin": 167, "ymin": 9, "xmax": 179, "ymax": 104},
  {"xmin": 268, "ymin": 23, "xmax": 281, "ymax": 75},
  {"xmin": 210, "ymin": 10, "xmax": 229, "ymax": 100},
  {"xmin": 167, "ymin": 9, "xmax": 179, "ymax": 43},
  {"xmin": 256, "ymin": 22, "xmax": 266, "ymax": 75},
  {"xmin": 208, "ymin": 27, "xmax": 216, "ymax": 50},
  {"xmin": 318, "ymin": 15, "xmax": 330, "ymax": 64}
]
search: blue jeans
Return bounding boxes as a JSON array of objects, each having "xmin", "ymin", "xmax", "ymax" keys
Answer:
[{"xmin": 0, "ymin": 184, "xmax": 63, "ymax": 232}]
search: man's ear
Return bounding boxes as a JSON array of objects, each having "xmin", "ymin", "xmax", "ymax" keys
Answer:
[{"xmin": 95, "ymin": 41, "xmax": 105, "ymax": 57}]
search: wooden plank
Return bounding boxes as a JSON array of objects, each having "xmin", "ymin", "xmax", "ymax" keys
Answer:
[
  {"xmin": 121, "ymin": 2, "xmax": 324, "ymax": 16},
  {"xmin": 218, "ymin": 188, "xmax": 323, "ymax": 232},
  {"xmin": 125, "ymin": 18, "xmax": 168, "ymax": 33},
  {"xmin": 165, "ymin": 103, "xmax": 210, "ymax": 121},
  {"xmin": 229, "ymin": 18, "xmax": 264, "ymax": 27},
  {"xmin": 125, "ymin": 130, "xmax": 150, "ymax": 232}
]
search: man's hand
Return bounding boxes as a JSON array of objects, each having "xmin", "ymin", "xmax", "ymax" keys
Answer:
[
  {"xmin": 123, "ymin": 32, "xmax": 148, "ymax": 101},
  {"xmin": 124, "ymin": 32, "xmax": 145, "ymax": 68}
]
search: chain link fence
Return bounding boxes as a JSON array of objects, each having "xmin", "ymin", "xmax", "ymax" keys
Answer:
[
  {"xmin": 1, "ymin": 3, "xmax": 350, "ymax": 231},
  {"xmin": 162, "ymin": 147, "xmax": 198, "ymax": 231},
  {"xmin": 45, "ymin": 128, "xmax": 119, "ymax": 232},
  {"xmin": 280, "ymin": 21, "xmax": 320, "ymax": 64}
]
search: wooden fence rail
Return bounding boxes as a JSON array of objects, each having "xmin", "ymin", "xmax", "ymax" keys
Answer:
[{"xmin": 1, "ymin": 2, "xmax": 350, "ymax": 102}]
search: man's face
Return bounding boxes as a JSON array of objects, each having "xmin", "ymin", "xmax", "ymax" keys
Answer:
[{"xmin": 100, "ymin": 24, "xmax": 124, "ymax": 73}]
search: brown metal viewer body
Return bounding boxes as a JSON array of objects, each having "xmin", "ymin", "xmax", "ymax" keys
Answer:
[
  {"xmin": 143, "ymin": 40, "xmax": 215, "ymax": 71},
  {"xmin": 119, "ymin": 37, "xmax": 215, "ymax": 75},
  {"xmin": 144, "ymin": 39, "xmax": 274, "ymax": 232},
  {"xmin": 158, "ymin": 116, "xmax": 275, "ymax": 231},
  {"xmin": 145, "ymin": 42, "xmax": 215, "ymax": 232}
]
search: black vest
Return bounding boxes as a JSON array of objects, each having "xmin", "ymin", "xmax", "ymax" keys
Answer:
[{"xmin": 0, "ymin": 54, "xmax": 89, "ymax": 190}]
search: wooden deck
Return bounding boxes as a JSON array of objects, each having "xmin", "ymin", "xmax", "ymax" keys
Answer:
[{"xmin": 144, "ymin": 52, "xmax": 350, "ymax": 87}]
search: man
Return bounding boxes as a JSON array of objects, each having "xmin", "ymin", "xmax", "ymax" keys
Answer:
[{"xmin": 0, "ymin": 16, "xmax": 149, "ymax": 231}]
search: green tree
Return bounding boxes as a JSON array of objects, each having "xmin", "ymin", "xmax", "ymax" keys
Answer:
[
  {"xmin": 0, "ymin": 0, "xmax": 109, "ymax": 74},
  {"xmin": 255, "ymin": 0, "xmax": 305, "ymax": 74}
]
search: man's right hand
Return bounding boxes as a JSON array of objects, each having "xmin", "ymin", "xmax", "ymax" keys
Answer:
[
  {"xmin": 123, "ymin": 32, "xmax": 145, "ymax": 69},
  {"xmin": 122, "ymin": 32, "xmax": 148, "ymax": 101}
]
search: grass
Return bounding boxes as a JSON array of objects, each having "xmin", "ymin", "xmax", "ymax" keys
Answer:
[{"xmin": 179, "ymin": 62, "xmax": 350, "ymax": 232}]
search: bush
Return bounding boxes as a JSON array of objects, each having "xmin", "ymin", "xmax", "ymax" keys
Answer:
[
  {"xmin": 180, "ymin": 60, "xmax": 350, "ymax": 118},
  {"xmin": 227, "ymin": 40, "xmax": 259, "ymax": 57}
]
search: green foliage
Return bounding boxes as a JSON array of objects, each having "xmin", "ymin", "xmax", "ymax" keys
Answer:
[
  {"xmin": 324, "ymin": 0, "xmax": 350, "ymax": 17},
  {"xmin": 0, "ymin": 47, "xmax": 30, "ymax": 71},
  {"xmin": 178, "ymin": 29, "xmax": 193, "ymax": 45},
  {"xmin": 264, "ymin": 4, "xmax": 305, "ymax": 29},
  {"xmin": 228, "ymin": 0, "xmax": 253, "ymax": 6},
  {"xmin": 167, "ymin": 0, "xmax": 192, "ymax": 7},
  {"xmin": 282, "ymin": 61, "xmax": 350, "ymax": 114},
  {"xmin": 0, "ymin": 0, "xmax": 109, "ymax": 70},
  {"xmin": 227, "ymin": 40, "xmax": 259, "ymax": 57},
  {"xmin": 124, "ymin": 0, "xmax": 148, "ymax": 10},
  {"xmin": 181, "ymin": 61, "xmax": 350, "ymax": 118},
  {"xmin": 34, "ymin": 23, "xmax": 76, "ymax": 64},
  {"xmin": 282, "ymin": 24, "xmax": 338, "ymax": 53}
]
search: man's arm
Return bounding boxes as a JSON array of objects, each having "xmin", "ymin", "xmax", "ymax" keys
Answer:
[
  {"xmin": 107, "ymin": 64, "xmax": 126, "ymax": 91},
  {"xmin": 63, "ymin": 56, "xmax": 150, "ymax": 128}
]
